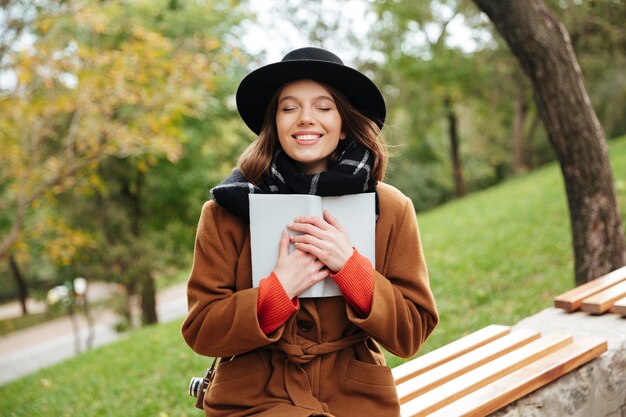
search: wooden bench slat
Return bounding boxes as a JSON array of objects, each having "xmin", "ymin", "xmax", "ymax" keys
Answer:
[
  {"xmin": 392, "ymin": 324, "xmax": 510, "ymax": 384},
  {"xmin": 579, "ymin": 280, "xmax": 626, "ymax": 314},
  {"xmin": 426, "ymin": 337, "xmax": 607, "ymax": 417},
  {"xmin": 399, "ymin": 332, "xmax": 572, "ymax": 417},
  {"xmin": 611, "ymin": 297, "xmax": 626, "ymax": 315},
  {"xmin": 396, "ymin": 329, "xmax": 540, "ymax": 404},
  {"xmin": 554, "ymin": 265, "xmax": 626, "ymax": 311}
]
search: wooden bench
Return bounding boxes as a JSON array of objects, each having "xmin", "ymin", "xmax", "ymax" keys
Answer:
[
  {"xmin": 612, "ymin": 296, "xmax": 626, "ymax": 315},
  {"xmin": 553, "ymin": 265, "xmax": 626, "ymax": 315},
  {"xmin": 393, "ymin": 324, "xmax": 607, "ymax": 417}
]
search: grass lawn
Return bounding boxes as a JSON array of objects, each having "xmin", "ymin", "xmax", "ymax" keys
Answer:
[
  {"xmin": 1, "ymin": 136, "xmax": 625, "ymax": 416},
  {"xmin": 1, "ymin": 319, "xmax": 205, "ymax": 417}
]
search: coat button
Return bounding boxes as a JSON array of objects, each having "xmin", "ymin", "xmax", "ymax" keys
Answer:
[{"xmin": 297, "ymin": 320, "xmax": 313, "ymax": 332}]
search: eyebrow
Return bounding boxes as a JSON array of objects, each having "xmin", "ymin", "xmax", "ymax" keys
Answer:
[{"xmin": 278, "ymin": 95, "xmax": 335, "ymax": 103}]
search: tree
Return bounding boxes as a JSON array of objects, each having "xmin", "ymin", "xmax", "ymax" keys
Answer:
[
  {"xmin": 370, "ymin": 0, "xmax": 527, "ymax": 206},
  {"xmin": 373, "ymin": 1, "xmax": 475, "ymax": 198},
  {"xmin": 548, "ymin": 0, "xmax": 626, "ymax": 140},
  {"xmin": 473, "ymin": 0, "xmax": 626, "ymax": 285},
  {"xmin": 0, "ymin": 0, "xmax": 250, "ymax": 323}
]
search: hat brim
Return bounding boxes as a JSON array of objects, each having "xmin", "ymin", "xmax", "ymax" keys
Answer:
[{"xmin": 236, "ymin": 59, "xmax": 386, "ymax": 135}]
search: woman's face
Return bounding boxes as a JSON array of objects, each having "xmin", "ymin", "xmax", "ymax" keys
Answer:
[{"xmin": 275, "ymin": 79, "xmax": 346, "ymax": 175}]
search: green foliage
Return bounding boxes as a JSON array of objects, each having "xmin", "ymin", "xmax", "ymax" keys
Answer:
[
  {"xmin": 370, "ymin": 0, "xmax": 549, "ymax": 210},
  {"xmin": 0, "ymin": 0, "xmax": 252, "ymax": 317}
]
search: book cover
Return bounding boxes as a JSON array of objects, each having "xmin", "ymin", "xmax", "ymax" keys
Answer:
[{"xmin": 249, "ymin": 193, "xmax": 376, "ymax": 298}]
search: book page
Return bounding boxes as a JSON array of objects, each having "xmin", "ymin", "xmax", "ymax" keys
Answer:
[
  {"xmin": 249, "ymin": 194, "xmax": 322, "ymax": 294},
  {"xmin": 249, "ymin": 193, "xmax": 376, "ymax": 298}
]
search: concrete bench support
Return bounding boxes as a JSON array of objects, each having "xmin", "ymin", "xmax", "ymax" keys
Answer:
[{"xmin": 490, "ymin": 308, "xmax": 626, "ymax": 417}]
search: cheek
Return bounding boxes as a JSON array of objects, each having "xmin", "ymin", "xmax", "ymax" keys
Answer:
[
  {"xmin": 276, "ymin": 114, "xmax": 295, "ymax": 135},
  {"xmin": 327, "ymin": 114, "xmax": 343, "ymax": 133},
  {"xmin": 275, "ymin": 122, "xmax": 289, "ymax": 144}
]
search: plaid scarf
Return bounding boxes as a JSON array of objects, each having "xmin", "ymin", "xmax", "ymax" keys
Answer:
[{"xmin": 211, "ymin": 140, "xmax": 378, "ymax": 222}]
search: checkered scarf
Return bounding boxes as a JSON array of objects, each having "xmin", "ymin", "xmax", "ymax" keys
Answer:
[{"xmin": 211, "ymin": 140, "xmax": 378, "ymax": 221}]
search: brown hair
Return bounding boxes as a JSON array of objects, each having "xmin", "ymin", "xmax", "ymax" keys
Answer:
[{"xmin": 237, "ymin": 81, "xmax": 388, "ymax": 185}]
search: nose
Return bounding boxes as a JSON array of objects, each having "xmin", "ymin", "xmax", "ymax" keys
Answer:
[{"xmin": 297, "ymin": 107, "xmax": 314, "ymax": 125}]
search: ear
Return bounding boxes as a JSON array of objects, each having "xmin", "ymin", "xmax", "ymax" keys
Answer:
[{"xmin": 339, "ymin": 131, "xmax": 347, "ymax": 140}]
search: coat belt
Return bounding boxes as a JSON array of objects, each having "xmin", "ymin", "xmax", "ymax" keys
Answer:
[
  {"xmin": 269, "ymin": 333, "xmax": 370, "ymax": 412},
  {"xmin": 272, "ymin": 333, "xmax": 369, "ymax": 365}
]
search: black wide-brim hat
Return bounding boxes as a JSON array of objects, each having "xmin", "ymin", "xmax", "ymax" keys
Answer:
[{"xmin": 236, "ymin": 47, "xmax": 386, "ymax": 135}]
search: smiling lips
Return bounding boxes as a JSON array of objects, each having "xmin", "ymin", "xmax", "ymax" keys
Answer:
[{"xmin": 293, "ymin": 133, "xmax": 323, "ymax": 144}]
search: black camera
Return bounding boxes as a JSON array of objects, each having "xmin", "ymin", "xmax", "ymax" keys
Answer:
[
  {"xmin": 188, "ymin": 358, "xmax": 219, "ymax": 410},
  {"xmin": 189, "ymin": 375, "xmax": 207, "ymax": 399}
]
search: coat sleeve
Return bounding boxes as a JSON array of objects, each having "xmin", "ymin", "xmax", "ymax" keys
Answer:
[
  {"xmin": 346, "ymin": 195, "xmax": 439, "ymax": 358},
  {"xmin": 181, "ymin": 201, "xmax": 288, "ymax": 357}
]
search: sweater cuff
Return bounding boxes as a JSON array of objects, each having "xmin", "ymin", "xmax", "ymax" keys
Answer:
[
  {"xmin": 257, "ymin": 272, "xmax": 299, "ymax": 335},
  {"xmin": 330, "ymin": 248, "xmax": 374, "ymax": 317}
]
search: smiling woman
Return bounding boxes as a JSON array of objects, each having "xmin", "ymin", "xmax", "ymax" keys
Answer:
[
  {"xmin": 275, "ymin": 80, "xmax": 347, "ymax": 175},
  {"xmin": 181, "ymin": 47, "xmax": 439, "ymax": 417}
]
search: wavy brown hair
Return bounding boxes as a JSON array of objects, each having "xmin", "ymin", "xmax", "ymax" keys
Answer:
[{"xmin": 237, "ymin": 81, "xmax": 388, "ymax": 185}]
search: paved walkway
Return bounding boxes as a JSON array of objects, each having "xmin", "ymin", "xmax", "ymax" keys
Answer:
[{"xmin": 0, "ymin": 282, "xmax": 188, "ymax": 386}]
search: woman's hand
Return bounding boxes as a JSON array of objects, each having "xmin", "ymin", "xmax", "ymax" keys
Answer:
[
  {"xmin": 288, "ymin": 210, "xmax": 353, "ymax": 273},
  {"xmin": 272, "ymin": 229, "xmax": 329, "ymax": 299}
]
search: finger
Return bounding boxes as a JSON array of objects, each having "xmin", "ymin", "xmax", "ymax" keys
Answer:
[
  {"xmin": 278, "ymin": 229, "xmax": 289, "ymax": 258},
  {"xmin": 288, "ymin": 222, "xmax": 326, "ymax": 239},
  {"xmin": 290, "ymin": 233, "xmax": 325, "ymax": 248},
  {"xmin": 323, "ymin": 210, "xmax": 346, "ymax": 233},
  {"xmin": 313, "ymin": 260, "xmax": 328, "ymax": 272},
  {"xmin": 293, "ymin": 242, "xmax": 325, "ymax": 260},
  {"xmin": 312, "ymin": 269, "xmax": 330, "ymax": 283},
  {"xmin": 293, "ymin": 215, "xmax": 330, "ymax": 230}
]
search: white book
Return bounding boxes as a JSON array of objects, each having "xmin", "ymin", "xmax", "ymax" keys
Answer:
[{"xmin": 249, "ymin": 193, "xmax": 376, "ymax": 298}]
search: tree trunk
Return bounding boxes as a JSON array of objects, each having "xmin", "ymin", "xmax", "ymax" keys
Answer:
[
  {"xmin": 444, "ymin": 96, "xmax": 467, "ymax": 197},
  {"xmin": 140, "ymin": 272, "xmax": 158, "ymax": 325},
  {"xmin": 512, "ymin": 80, "xmax": 528, "ymax": 175},
  {"xmin": 8, "ymin": 254, "xmax": 28, "ymax": 315},
  {"xmin": 473, "ymin": 0, "xmax": 626, "ymax": 285},
  {"xmin": 124, "ymin": 166, "xmax": 158, "ymax": 325},
  {"xmin": 67, "ymin": 295, "xmax": 81, "ymax": 354}
]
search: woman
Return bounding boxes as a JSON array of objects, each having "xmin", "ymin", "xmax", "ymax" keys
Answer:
[{"xmin": 182, "ymin": 47, "xmax": 438, "ymax": 416}]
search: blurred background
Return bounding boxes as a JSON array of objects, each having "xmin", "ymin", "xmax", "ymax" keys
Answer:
[{"xmin": 0, "ymin": 0, "xmax": 625, "ymax": 415}]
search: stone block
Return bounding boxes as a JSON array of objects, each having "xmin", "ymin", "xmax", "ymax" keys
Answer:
[{"xmin": 490, "ymin": 308, "xmax": 626, "ymax": 417}]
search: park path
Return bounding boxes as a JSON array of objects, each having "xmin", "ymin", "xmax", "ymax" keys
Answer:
[{"xmin": 0, "ymin": 282, "xmax": 188, "ymax": 386}]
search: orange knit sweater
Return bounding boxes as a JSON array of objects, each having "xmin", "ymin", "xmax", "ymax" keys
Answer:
[{"xmin": 257, "ymin": 248, "xmax": 374, "ymax": 334}]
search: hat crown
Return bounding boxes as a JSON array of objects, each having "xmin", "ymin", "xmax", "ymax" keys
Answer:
[{"xmin": 281, "ymin": 47, "xmax": 344, "ymax": 65}]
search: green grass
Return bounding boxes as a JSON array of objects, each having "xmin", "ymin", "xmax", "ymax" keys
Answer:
[
  {"xmin": 2, "ymin": 136, "xmax": 625, "ymax": 415},
  {"xmin": 1, "ymin": 319, "xmax": 206, "ymax": 417}
]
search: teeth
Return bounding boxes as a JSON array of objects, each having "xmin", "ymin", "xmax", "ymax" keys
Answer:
[{"xmin": 294, "ymin": 134, "xmax": 321, "ymax": 141}]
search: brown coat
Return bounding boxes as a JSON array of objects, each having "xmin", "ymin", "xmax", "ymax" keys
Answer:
[{"xmin": 182, "ymin": 182, "xmax": 438, "ymax": 417}]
